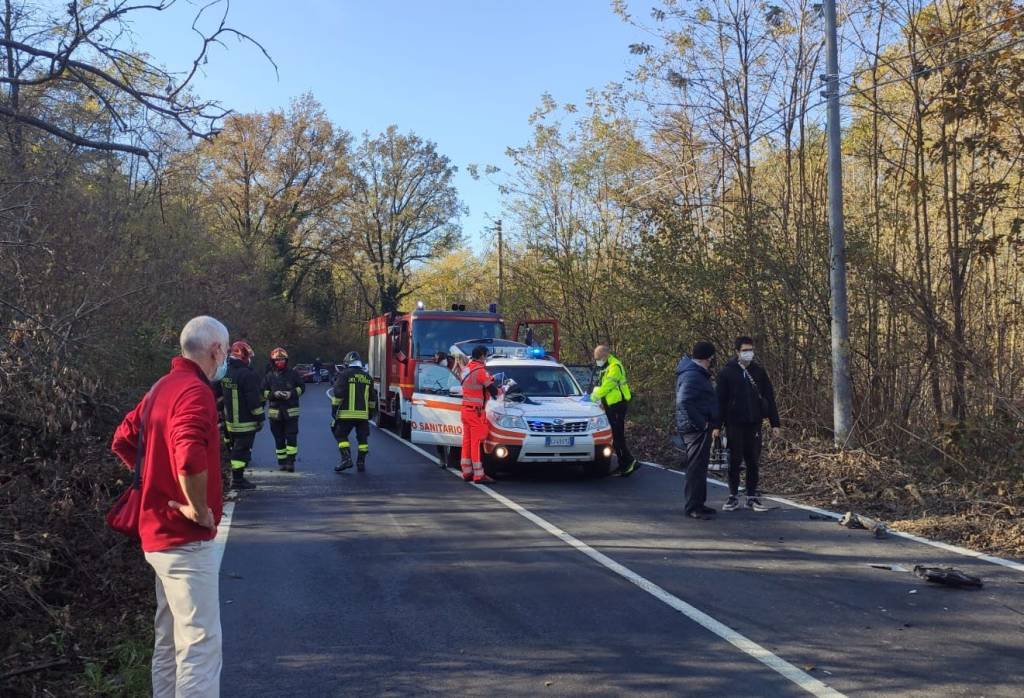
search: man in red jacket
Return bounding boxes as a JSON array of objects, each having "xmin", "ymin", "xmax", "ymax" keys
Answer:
[
  {"xmin": 111, "ymin": 315, "xmax": 228, "ymax": 698},
  {"xmin": 459, "ymin": 345, "xmax": 498, "ymax": 484}
]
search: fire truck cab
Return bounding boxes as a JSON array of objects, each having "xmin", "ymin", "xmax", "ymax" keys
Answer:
[{"xmin": 368, "ymin": 306, "xmax": 557, "ymax": 437}]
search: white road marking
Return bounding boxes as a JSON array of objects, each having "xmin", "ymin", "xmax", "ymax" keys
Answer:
[
  {"xmin": 375, "ymin": 425, "xmax": 844, "ymax": 697},
  {"xmin": 642, "ymin": 462, "xmax": 1024, "ymax": 573},
  {"xmin": 213, "ymin": 501, "xmax": 235, "ymax": 570}
]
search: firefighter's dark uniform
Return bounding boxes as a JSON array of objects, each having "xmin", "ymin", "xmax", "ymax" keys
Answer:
[
  {"xmin": 262, "ymin": 366, "xmax": 304, "ymax": 470},
  {"xmin": 217, "ymin": 357, "xmax": 265, "ymax": 482},
  {"xmin": 331, "ymin": 364, "xmax": 376, "ymax": 471}
]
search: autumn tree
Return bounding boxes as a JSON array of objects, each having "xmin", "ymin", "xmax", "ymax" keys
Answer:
[{"xmin": 339, "ymin": 126, "xmax": 464, "ymax": 314}]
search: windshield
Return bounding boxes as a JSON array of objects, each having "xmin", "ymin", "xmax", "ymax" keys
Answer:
[
  {"xmin": 413, "ymin": 319, "xmax": 505, "ymax": 358},
  {"xmin": 416, "ymin": 363, "xmax": 461, "ymax": 395},
  {"xmin": 498, "ymin": 365, "xmax": 582, "ymax": 397}
]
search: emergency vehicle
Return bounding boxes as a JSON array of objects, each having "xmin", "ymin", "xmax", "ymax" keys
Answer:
[{"xmin": 367, "ymin": 306, "xmax": 613, "ymax": 476}]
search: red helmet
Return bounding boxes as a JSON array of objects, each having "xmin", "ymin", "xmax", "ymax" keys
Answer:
[{"xmin": 230, "ymin": 340, "xmax": 254, "ymax": 364}]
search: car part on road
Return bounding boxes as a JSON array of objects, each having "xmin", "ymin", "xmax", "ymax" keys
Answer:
[
  {"xmin": 868, "ymin": 563, "xmax": 911, "ymax": 572},
  {"xmin": 839, "ymin": 511, "xmax": 888, "ymax": 538},
  {"xmin": 914, "ymin": 565, "xmax": 983, "ymax": 589}
]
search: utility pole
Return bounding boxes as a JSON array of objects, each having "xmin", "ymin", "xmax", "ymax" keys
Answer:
[
  {"xmin": 822, "ymin": 0, "xmax": 855, "ymax": 448},
  {"xmin": 496, "ymin": 219, "xmax": 504, "ymax": 308}
]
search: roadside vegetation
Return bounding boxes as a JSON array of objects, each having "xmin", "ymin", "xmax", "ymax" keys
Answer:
[{"xmin": 2, "ymin": 0, "xmax": 1022, "ymax": 694}]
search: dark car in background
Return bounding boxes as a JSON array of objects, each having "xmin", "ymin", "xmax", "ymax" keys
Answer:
[{"xmin": 294, "ymin": 363, "xmax": 316, "ymax": 383}]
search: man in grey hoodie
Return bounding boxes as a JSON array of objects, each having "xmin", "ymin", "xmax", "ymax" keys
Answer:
[{"xmin": 675, "ymin": 341, "xmax": 721, "ymax": 519}]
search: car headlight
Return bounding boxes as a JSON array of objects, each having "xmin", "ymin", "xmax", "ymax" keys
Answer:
[
  {"xmin": 590, "ymin": 415, "xmax": 609, "ymax": 430},
  {"xmin": 495, "ymin": 413, "xmax": 527, "ymax": 430}
]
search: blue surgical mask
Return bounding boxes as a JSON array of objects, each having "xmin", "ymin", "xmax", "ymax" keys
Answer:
[{"xmin": 212, "ymin": 355, "xmax": 228, "ymax": 382}]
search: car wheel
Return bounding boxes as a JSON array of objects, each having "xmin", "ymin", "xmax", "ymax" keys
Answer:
[{"xmin": 584, "ymin": 459, "xmax": 613, "ymax": 478}]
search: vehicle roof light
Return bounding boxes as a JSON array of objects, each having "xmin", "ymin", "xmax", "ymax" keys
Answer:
[{"xmin": 416, "ymin": 300, "xmax": 425, "ymax": 310}]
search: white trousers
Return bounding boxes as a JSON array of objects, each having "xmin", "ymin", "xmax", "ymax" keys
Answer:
[{"xmin": 144, "ymin": 539, "xmax": 222, "ymax": 698}]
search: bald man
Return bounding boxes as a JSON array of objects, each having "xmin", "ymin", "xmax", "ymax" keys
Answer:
[{"xmin": 588, "ymin": 345, "xmax": 638, "ymax": 476}]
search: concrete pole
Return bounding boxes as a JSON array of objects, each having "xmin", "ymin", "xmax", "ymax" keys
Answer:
[{"xmin": 823, "ymin": 0, "xmax": 855, "ymax": 448}]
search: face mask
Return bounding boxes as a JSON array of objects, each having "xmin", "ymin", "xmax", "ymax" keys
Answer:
[
  {"xmin": 212, "ymin": 353, "xmax": 228, "ymax": 382},
  {"xmin": 595, "ymin": 359, "xmax": 607, "ymax": 368},
  {"xmin": 739, "ymin": 350, "xmax": 754, "ymax": 363}
]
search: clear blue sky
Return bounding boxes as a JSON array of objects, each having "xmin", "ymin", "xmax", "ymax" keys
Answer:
[{"xmin": 129, "ymin": 0, "xmax": 649, "ymax": 249}]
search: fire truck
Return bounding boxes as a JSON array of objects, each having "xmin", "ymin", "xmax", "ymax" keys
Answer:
[
  {"xmin": 367, "ymin": 304, "xmax": 613, "ymax": 476},
  {"xmin": 368, "ymin": 303, "xmax": 558, "ymax": 438}
]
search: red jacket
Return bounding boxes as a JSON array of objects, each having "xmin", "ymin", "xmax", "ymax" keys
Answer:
[
  {"xmin": 461, "ymin": 359, "xmax": 494, "ymax": 409},
  {"xmin": 111, "ymin": 357, "xmax": 223, "ymax": 552}
]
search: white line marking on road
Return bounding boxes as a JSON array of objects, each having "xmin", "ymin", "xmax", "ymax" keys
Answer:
[
  {"xmin": 213, "ymin": 501, "xmax": 234, "ymax": 570},
  {"xmin": 641, "ymin": 462, "xmax": 1024, "ymax": 573},
  {"xmin": 376, "ymin": 426, "xmax": 844, "ymax": 697}
]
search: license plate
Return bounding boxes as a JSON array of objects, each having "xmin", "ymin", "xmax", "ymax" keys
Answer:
[{"xmin": 546, "ymin": 436, "xmax": 574, "ymax": 447}]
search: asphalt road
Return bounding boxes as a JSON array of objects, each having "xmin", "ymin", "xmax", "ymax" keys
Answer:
[{"xmin": 219, "ymin": 389, "xmax": 1024, "ymax": 697}]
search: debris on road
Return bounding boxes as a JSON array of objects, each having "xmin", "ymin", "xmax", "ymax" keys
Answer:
[
  {"xmin": 839, "ymin": 511, "xmax": 889, "ymax": 538},
  {"xmin": 913, "ymin": 565, "xmax": 984, "ymax": 589},
  {"xmin": 868, "ymin": 563, "xmax": 911, "ymax": 572}
]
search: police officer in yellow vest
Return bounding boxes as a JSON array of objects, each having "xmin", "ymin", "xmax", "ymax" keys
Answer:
[
  {"xmin": 587, "ymin": 345, "xmax": 638, "ymax": 477},
  {"xmin": 331, "ymin": 351, "xmax": 377, "ymax": 473}
]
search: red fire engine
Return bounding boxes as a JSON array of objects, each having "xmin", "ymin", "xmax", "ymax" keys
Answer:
[{"xmin": 367, "ymin": 304, "xmax": 559, "ymax": 440}]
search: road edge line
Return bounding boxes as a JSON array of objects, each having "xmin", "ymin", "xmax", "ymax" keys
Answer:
[
  {"xmin": 213, "ymin": 501, "xmax": 235, "ymax": 570},
  {"xmin": 377, "ymin": 426, "xmax": 844, "ymax": 697},
  {"xmin": 641, "ymin": 461, "xmax": 1024, "ymax": 573}
]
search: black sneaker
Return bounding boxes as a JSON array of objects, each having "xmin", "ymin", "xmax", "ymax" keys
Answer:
[
  {"xmin": 686, "ymin": 511, "xmax": 711, "ymax": 520},
  {"xmin": 232, "ymin": 476, "xmax": 257, "ymax": 491},
  {"xmin": 746, "ymin": 496, "xmax": 771, "ymax": 512},
  {"xmin": 698, "ymin": 506, "xmax": 717, "ymax": 516},
  {"xmin": 619, "ymin": 459, "xmax": 639, "ymax": 477},
  {"xmin": 335, "ymin": 461, "xmax": 353, "ymax": 473},
  {"xmin": 722, "ymin": 496, "xmax": 740, "ymax": 511}
]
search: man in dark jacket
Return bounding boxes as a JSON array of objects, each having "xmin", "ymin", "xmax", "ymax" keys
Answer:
[
  {"xmin": 717, "ymin": 336, "xmax": 781, "ymax": 512},
  {"xmin": 331, "ymin": 351, "xmax": 377, "ymax": 473},
  {"xmin": 214, "ymin": 340, "xmax": 264, "ymax": 490},
  {"xmin": 675, "ymin": 341, "xmax": 721, "ymax": 519},
  {"xmin": 262, "ymin": 347, "xmax": 304, "ymax": 472}
]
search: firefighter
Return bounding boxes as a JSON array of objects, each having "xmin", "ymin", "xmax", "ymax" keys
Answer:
[
  {"xmin": 262, "ymin": 347, "xmax": 304, "ymax": 472},
  {"xmin": 331, "ymin": 351, "xmax": 376, "ymax": 473},
  {"xmin": 587, "ymin": 345, "xmax": 638, "ymax": 477},
  {"xmin": 459, "ymin": 345, "xmax": 498, "ymax": 484},
  {"xmin": 216, "ymin": 340, "xmax": 265, "ymax": 489}
]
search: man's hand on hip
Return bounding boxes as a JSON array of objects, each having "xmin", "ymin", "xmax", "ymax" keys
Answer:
[{"xmin": 168, "ymin": 500, "xmax": 215, "ymax": 529}]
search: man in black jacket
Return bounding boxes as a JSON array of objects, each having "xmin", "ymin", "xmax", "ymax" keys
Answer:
[
  {"xmin": 262, "ymin": 347, "xmax": 304, "ymax": 472},
  {"xmin": 215, "ymin": 340, "xmax": 264, "ymax": 490},
  {"xmin": 675, "ymin": 341, "xmax": 721, "ymax": 520},
  {"xmin": 716, "ymin": 336, "xmax": 781, "ymax": 512}
]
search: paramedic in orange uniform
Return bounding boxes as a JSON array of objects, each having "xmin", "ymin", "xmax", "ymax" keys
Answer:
[{"xmin": 459, "ymin": 345, "xmax": 499, "ymax": 483}]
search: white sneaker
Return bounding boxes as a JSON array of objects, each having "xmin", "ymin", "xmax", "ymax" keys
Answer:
[
  {"xmin": 722, "ymin": 495, "xmax": 740, "ymax": 511},
  {"xmin": 746, "ymin": 496, "xmax": 771, "ymax": 512}
]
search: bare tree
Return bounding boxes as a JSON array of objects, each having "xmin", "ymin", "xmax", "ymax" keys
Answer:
[
  {"xmin": 339, "ymin": 126, "xmax": 464, "ymax": 315},
  {"xmin": 0, "ymin": 0, "xmax": 274, "ymax": 157}
]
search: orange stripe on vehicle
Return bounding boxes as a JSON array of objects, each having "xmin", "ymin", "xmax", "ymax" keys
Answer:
[
  {"xmin": 484, "ymin": 438, "xmax": 524, "ymax": 451},
  {"xmin": 488, "ymin": 424, "xmax": 527, "ymax": 440},
  {"xmin": 411, "ymin": 399, "xmax": 462, "ymax": 411}
]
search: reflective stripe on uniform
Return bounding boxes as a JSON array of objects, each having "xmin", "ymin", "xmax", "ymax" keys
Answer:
[
  {"xmin": 286, "ymin": 446, "xmax": 298, "ymax": 456},
  {"xmin": 287, "ymin": 407, "xmax": 300, "ymax": 417},
  {"xmin": 226, "ymin": 422, "xmax": 259, "ymax": 433},
  {"xmin": 339, "ymin": 441, "xmax": 350, "ymax": 448},
  {"xmin": 230, "ymin": 460, "xmax": 247, "ymax": 470},
  {"xmin": 357, "ymin": 444, "xmax": 369, "ymax": 453}
]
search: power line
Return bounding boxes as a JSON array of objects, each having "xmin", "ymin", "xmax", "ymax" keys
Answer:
[
  {"xmin": 840, "ymin": 5, "xmax": 1024, "ymax": 86},
  {"xmin": 842, "ymin": 33, "xmax": 1024, "ymax": 99}
]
